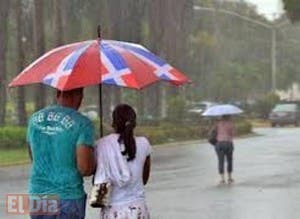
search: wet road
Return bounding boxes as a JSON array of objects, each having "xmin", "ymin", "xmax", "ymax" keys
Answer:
[{"xmin": 1, "ymin": 127, "xmax": 300, "ymax": 219}]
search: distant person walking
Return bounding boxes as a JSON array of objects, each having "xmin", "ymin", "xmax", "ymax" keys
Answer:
[
  {"xmin": 27, "ymin": 88, "xmax": 95, "ymax": 219},
  {"xmin": 94, "ymin": 104, "xmax": 152, "ymax": 219},
  {"xmin": 215, "ymin": 115, "xmax": 235, "ymax": 184}
]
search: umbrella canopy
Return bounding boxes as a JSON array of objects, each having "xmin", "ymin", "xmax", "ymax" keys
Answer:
[
  {"xmin": 9, "ymin": 40, "xmax": 190, "ymax": 90},
  {"xmin": 9, "ymin": 35, "xmax": 191, "ymax": 136},
  {"xmin": 202, "ymin": 104, "xmax": 243, "ymax": 117}
]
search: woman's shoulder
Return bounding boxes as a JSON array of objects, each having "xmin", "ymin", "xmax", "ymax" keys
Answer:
[
  {"xmin": 135, "ymin": 136, "xmax": 151, "ymax": 145},
  {"xmin": 135, "ymin": 136, "xmax": 152, "ymax": 156},
  {"xmin": 96, "ymin": 133, "xmax": 118, "ymax": 146}
]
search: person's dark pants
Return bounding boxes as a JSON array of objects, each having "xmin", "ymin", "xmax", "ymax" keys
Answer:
[
  {"xmin": 215, "ymin": 141, "xmax": 234, "ymax": 174},
  {"xmin": 30, "ymin": 195, "xmax": 86, "ymax": 219}
]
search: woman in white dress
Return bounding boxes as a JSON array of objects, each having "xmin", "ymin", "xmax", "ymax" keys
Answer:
[{"xmin": 94, "ymin": 104, "xmax": 152, "ymax": 219}]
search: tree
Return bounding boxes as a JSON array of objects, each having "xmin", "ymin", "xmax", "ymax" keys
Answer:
[
  {"xmin": 0, "ymin": 0, "xmax": 10, "ymax": 125},
  {"xmin": 62, "ymin": 0, "xmax": 84, "ymax": 42},
  {"xmin": 283, "ymin": 0, "xmax": 300, "ymax": 21},
  {"xmin": 146, "ymin": 0, "xmax": 193, "ymax": 119},
  {"xmin": 163, "ymin": 0, "xmax": 193, "ymax": 73},
  {"xmin": 53, "ymin": 0, "xmax": 64, "ymax": 47},
  {"xmin": 146, "ymin": 0, "xmax": 166, "ymax": 119},
  {"xmin": 209, "ymin": 62, "xmax": 266, "ymax": 101},
  {"xmin": 16, "ymin": 0, "xmax": 27, "ymax": 126},
  {"xmin": 188, "ymin": 0, "xmax": 277, "ymax": 101},
  {"xmin": 33, "ymin": 0, "xmax": 46, "ymax": 111}
]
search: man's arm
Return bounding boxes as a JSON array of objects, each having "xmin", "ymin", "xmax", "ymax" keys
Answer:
[
  {"xmin": 143, "ymin": 156, "xmax": 151, "ymax": 185},
  {"xmin": 76, "ymin": 146, "xmax": 95, "ymax": 176}
]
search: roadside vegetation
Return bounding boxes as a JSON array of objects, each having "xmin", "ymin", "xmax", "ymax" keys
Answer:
[
  {"xmin": 0, "ymin": 117, "xmax": 252, "ymax": 166},
  {"xmin": 0, "ymin": 148, "xmax": 29, "ymax": 167}
]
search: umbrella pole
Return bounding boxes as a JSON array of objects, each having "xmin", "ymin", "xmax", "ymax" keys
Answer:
[
  {"xmin": 99, "ymin": 83, "xmax": 103, "ymax": 137},
  {"xmin": 97, "ymin": 25, "xmax": 103, "ymax": 137}
]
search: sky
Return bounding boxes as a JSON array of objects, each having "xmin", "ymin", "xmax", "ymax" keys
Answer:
[{"xmin": 243, "ymin": 0, "xmax": 285, "ymax": 20}]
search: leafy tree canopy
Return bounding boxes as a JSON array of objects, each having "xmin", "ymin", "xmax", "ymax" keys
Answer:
[{"xmin": 283, "ymin": 0, "xmax": 300, "ymax": 21}]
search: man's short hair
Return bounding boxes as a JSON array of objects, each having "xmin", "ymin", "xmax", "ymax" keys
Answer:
[{"xmin": 56, "ymin": 88, "xmax": 83, "ymax": 97}]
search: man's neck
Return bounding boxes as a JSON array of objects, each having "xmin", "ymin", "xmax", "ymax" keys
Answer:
[{"xmin": 57, "ymin": 102, "xmax": 77, "ymax": 110}]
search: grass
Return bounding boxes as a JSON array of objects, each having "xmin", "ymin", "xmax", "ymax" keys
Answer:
[
  {"xmin": 0, "ymin": 148, "xmax": 30, "ymax": 167},
  {"xmin": 249, "ymin": 119, "xmax": 270, "ymax": 128}
]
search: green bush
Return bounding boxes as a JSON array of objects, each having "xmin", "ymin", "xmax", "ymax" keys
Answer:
[
  {"xmin": 0, "ymin": 126, "xmax": 27, "ymax": 149},
  {"xmin": 0, "ymin": 119, "xmax": 252, "ymax": 150},
  {"xmin": 136, "ymin": 119, "xmax": 252, "ymax": 145},
  {"xmin": 167, "ymin": 96, "xmax": 186, "ymax": 122},
  {"xmin": 254, "ymin": 92, "xmax": 280, "ymax": 119},
  {"xmin": 235, "ymin": 119, "xmax": 252, "ymax": 135},
  {"xmin": 136, "ymin": 127, "xmax": 167, "ymax": 144}
]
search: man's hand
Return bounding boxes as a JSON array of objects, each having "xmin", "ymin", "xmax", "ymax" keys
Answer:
[{"xmin": 76, "ymin": 146, "xmax": 95, "ymax": 176}]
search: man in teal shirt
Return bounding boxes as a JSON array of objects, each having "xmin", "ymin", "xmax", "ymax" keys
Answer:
[{"xmin": 27, "ymin": 88, "xmax": 95, "ymax": 219}]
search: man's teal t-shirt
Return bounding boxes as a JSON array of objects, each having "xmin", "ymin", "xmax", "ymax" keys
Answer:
[{"xmin": 27, "ymin": 105, "xmax": 95, "ymax": 200}]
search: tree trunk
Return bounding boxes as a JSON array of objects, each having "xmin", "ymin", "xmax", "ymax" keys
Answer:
[
  {"xmin": 33, "ymin": 0, "xmax": 46, "ymax": 111},
  {"xmin": 137, "ymin": 91, "xmax": 145, "ymax": 121},
  {"xmin": 63, "ymin": 1, "xmax": 82, "ymax": 42},
  {"xmin": 147, "ymin": 0, "xmax": 166, "ymax": 119},
  {"xmin": 16, "ymin": 0, "xmax": 27, "ymax": 126},
  {"xmin": 164, "ymin": 0, "xmax": 193, "ymax": 96},
  {"xmin": 53, "ymin": 0, "xmax": 64, "ymax": 47},
  {"xmin": 102, "ymin": 86, "xmax": 112, "ymax": 121},
  {"xmin": 0, "ymin": 0, "xmax": 10, "ymax": 125},
  {"xmin": 147, "ymin": 0, "xmax": 193, "ymax": 118}
]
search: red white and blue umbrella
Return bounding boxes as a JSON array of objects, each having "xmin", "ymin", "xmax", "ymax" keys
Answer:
[
  {"xmin": 9, "ymin": 36, "xmax": 190, "ymax": 135},
  {"xmin": 9, "ymin": 40, "xmax": 190, "ymax": 90}
]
